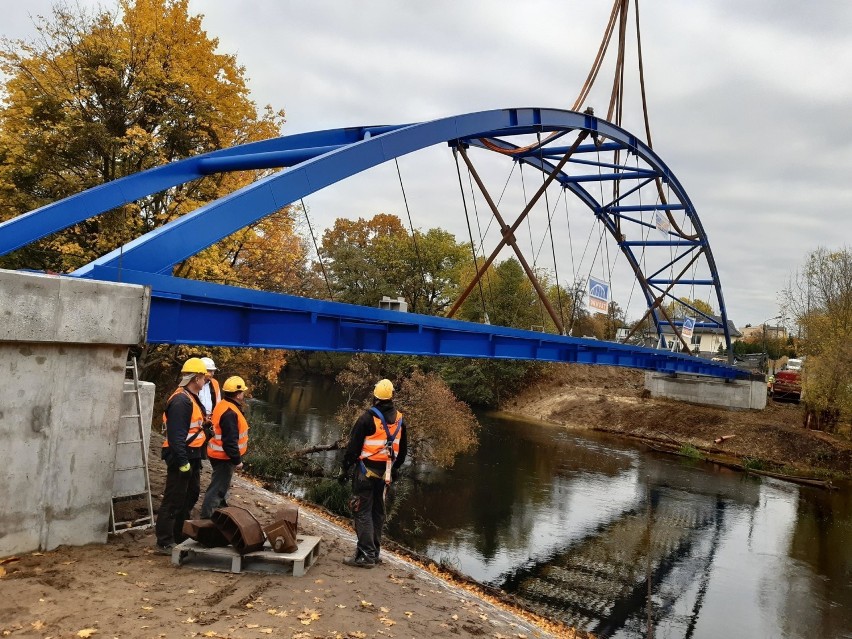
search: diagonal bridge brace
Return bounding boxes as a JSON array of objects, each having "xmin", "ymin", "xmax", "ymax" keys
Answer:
[{"xmin": 446, "ymin": 131, "xmax": 590, "ymax": 333}]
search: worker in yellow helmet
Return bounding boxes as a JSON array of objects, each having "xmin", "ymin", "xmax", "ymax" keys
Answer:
[
  {"xmin": 201, "ymin": 376, "xmax": 250, "ymax": 518},
  {"xmin": 338, "ymin": 378, "xmax": 407, "ymax": 568},
  {"xmin": 155, "ymin": 357, "xmax": 209, "ymax": 554}
]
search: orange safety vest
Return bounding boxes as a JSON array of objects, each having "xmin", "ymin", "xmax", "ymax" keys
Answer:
[
  {"xmin": 359, "ymin": 410, "xmax": 403, "ymax": 463},
  {"xmin": 162, "ymin": 388, "xmax": 206, "ymax": 450},
  {"xmin": 207, "ymin": 399, "xmax": 249, "ymax": 461}
]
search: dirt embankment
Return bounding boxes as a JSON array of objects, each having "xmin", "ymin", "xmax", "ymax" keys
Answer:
[
  {"xmin": 0, "ymin": 434, "xmax": 583, "ymax": 639},
  {"xmin": 502, "ymin": 365, "xmax": 852, "ymax": 482}
]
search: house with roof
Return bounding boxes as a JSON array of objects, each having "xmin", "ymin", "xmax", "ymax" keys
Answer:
[{"xmin": 656, "ymin": 315, "xmax": 742, "ymax": 355}]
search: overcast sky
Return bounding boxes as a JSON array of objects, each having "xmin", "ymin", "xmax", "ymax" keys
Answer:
[{"xmin": 5, "ymin": 1, "xmax": 852, "ymax": 328}]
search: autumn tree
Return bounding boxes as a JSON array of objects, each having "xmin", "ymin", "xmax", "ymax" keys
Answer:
[
  {"xmin": 335, "ymin": 355, "xmax": 479, "ymax": 469},
  {"xmin": 782, "ymin": 247, "xmax": 852, "ymax": 432},
  {"xmin": 664, "ymin": 297, "xmax": 715, "ymax": 320},
  {"xmin": 319, "ymin": 213, "xmax": 469, "ymax": 314},
  {"xmin": 0, "ymin": 0, "xmax": 308, "ymax": 385}
]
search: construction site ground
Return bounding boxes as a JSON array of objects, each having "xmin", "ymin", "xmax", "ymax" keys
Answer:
[
  {"xmin": 0, "ymin": 433, "xmax": 578, "ymax": 639},
  {"xmin": 502, "ymin": 364, "xmax": 852, "ymax": 482}
]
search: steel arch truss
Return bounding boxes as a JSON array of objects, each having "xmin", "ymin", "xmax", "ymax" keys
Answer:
[{"xmin": 0, "ymin": 107, "xmax": 744, "ymax": 379}]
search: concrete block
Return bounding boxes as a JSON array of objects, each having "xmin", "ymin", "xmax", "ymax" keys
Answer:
[
  {"xmin": 644, "ymin": 372, "xmax": 767, "ymax": 410},
  {"xmin": 0, "ymin": 270, "xmax": 150, "ymax": 557},
  {"xmin": 0, "ymin": 269, "xmax": 149, "ymax": 344}
]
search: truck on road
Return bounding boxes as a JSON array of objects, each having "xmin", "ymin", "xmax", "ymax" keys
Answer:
[{"xmin": 771, "ymin": 358, "xmax": 803, "ymax": 402}]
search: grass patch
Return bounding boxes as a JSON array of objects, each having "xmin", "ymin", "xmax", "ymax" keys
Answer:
[
  {"xmin": 742, "ymin": 457, "xmax": 769, "ymax": 471},
  {"xmin": 678, "ymin": 443, "xmax": 703, "ymax": 459}
]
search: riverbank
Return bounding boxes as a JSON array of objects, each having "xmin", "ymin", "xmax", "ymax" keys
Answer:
[
  {"xmin": 0, "ymin": 434, "xmax": 583, "ymax": 639},
  {"xmin": 502, "ymin": 364, "xmax": 852, "ymax": 484}
]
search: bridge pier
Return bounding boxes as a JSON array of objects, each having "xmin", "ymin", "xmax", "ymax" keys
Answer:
[
  {"xmin": 0, "ymin": 269, "xmax": 149, "ymax": 556},
  {"xmin": 644, "ymin": 372, "xmax": 767, "ymax": 410}
]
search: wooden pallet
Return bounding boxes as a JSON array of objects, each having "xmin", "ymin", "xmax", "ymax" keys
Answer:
[{"xmin": 172, "ymin": 535, "xmax": 321, "ymax": 576}]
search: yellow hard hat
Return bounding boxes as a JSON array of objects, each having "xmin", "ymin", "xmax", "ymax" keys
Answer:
[
  {"xmin": 181, "ymin": 357, "xmax": 208, "ymax": 374},
  {"xmin": 222, "ymin": 376, "xmax": 248, "ymax": 392},
  {"xmin": 373, "ymin": 378, "xmax": 394, "ymax": 400}
]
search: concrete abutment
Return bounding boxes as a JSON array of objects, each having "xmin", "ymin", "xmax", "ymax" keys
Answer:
[
  {"xmin": 644, "ymin": 371, "xmax": 767, "ymax": 410},
  {"xmin": 0, "ymin": 269, "xmax": 150, "ymax": 556}
]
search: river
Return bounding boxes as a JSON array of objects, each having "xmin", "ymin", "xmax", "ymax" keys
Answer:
[{"xmin": 254, "ymin": 374, "xmax": 852, "ymax": 639}]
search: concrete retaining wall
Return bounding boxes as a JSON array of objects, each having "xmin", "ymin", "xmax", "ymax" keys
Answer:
[
  {"xmin": 644, "ymin": 372, "xmax": 767, "ymax": 410},
  {"xmin": 0, "ymin": 269, "xmax": 149, "ymax": 557}
]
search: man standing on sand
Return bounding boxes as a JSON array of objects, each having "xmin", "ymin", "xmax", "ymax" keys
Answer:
[
  {"xmin": 201, "ymin": 376, "xmax": 250, "ymax": 518},
  {"xmin": 338, "ymin": 378, "xmax": 407, "ymax": 568},
  {"xmin": 155, "ymin": 357, "xmax": 210, "ymax": 554}
]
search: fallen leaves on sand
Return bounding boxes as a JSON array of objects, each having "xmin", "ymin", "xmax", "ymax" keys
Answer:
[
  {"xmin": 360, "ymin": 600, "xmax": 373, "ymax": 608},
  {"xmin": 297, "ymin": 608, "xmax": 321, "ymax": 625},
  {"xmin": 0, "ymin": 567, "xmax": 5, "ymax": 578},
  {"xmin": 76, "ymin": 629, "xmax": 97, "ymax": 638},
  {"xmin": 30, "ymin": 621, "xmax": 45, "ymax": 631},
  {"xmin": 347, "ymin": 632, "xmax": 367, "ymax": 639},
  {"xmin": 404, "ymin": 611, "xmax": 413, "ymax": 618},
  {"xmin": 379, "ymin": 617, "xmax": 396, "ymax": 626},
  {"xmin": 116, "ymin": 571, "xmax": 128, "ymax": 576},
  {"xmin": 379, "ymin": 606, "xmax": 390, "ymax": 613}
]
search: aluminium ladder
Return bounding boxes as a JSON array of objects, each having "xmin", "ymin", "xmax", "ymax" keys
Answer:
[{"xmin": 109, "ymin": 356, "xmax": 155, "ymax": 533}]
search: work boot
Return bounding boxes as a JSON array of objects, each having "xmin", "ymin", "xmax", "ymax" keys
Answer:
[
  {"xmin": 342, "ymin": 554, "xmax": 375, "ymax": 569},
  {"xmin": 155, "ymin": 542, "xmax": 176, "ymax": 556}
]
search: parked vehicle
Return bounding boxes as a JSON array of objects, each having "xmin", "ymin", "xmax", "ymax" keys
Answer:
[{"xmin": 772, "ymin": 362, "xmax": 803, "ymax": 402}]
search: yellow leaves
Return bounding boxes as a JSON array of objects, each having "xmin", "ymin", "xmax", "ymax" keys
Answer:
[
  {"xmin": 0, "ymin": 567, "xmax": 5, "ymax": 578},
  {"xmin": 202, "ymin": 632, "xmax": 217, "ymax": 637},
  {"xmin": 379, "ymin": 606, "xmax": 390, "ymax": 613},
  {"xmin": 76, "ymin": 629, "xmax": 98, "ymax": 638},
  {"xmin": 347, "ymin": 633, "xmax": 367, "ymax": 639},
  {"xmin": 296, "ymin": 608, "xmax": 321, "ymax": 625},
  {"xmin": 116, "ymin": 571, "xmax": 128, "ymax": 576},
  {"xmin": 31, "ymin": 621, "xmax": 45, "ymax": 631},
  {"xmin": 404, "ymin": 611, "xmax": 413, "ymax": 618},
  {"xmin": 359, "ymin": 600, "xmax": 373, "ymax": 608},
  {"xmin": 378, "ymin": 616, "xmax": 396, "ymax": 626}
]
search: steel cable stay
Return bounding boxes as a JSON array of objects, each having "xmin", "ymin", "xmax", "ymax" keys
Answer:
[
  {"xmin": 519, "ymin": 161, "xmax": 548, "ymax": 329},
  {"xmin": 394, "ymin": 158, "xmax": 429, "ymax": 312},
  {"xmin": 299, "ymin": 197, "xmax": 334, "ymax": 301},
  {"xmin": 464, "ymin": 161, "xmax": 497, "ymax": 314},
  {"xmin": 452, "ymin": 147, "xmax": 490, "ymax": 323},
  {"xmin": 537, "ymin": 132, "xmax": 567, "ymax": 333}
]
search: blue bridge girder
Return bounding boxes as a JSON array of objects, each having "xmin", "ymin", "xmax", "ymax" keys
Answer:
[
  {"xmin": 87, "ymin": 265, "xmax": 746, "ymax": 379},
  {"xmin": 0, "ymin": 107, "xmax": 747, "ymax": 380}
]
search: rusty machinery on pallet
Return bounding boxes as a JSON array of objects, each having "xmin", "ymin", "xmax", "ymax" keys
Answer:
[{"xmin": 182, "ymin": 504, "xmax": 300, "ymax": 555}]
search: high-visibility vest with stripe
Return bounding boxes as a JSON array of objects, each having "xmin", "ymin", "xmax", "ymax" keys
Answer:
[
  {"xmin": 162, "ymin": 388, "xmax": 206, "ymax": 450},
  {"xmin": 359, "ymin": 411, "xmax": 403, "ymax": 463},
  {"xmin": 207, "ymin": 399, "xmax": 249, "ymax": 461}
]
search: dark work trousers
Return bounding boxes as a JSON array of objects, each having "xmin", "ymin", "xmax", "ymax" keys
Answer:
[
  {"xmin": 351, "ymin": 470, "xmax": 387, "ymax": 562},
  {"xmin": 201, "ymin": 459, "xmax": 235, "ymax": 518},
  {"xmin": 155, "ymin": 458, "xmax": 202, "ymax": 546}
]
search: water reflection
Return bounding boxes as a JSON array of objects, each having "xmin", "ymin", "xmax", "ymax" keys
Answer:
[{"xmin": 261, "ymin": 375, "xmax": 852, "ymax": 638}]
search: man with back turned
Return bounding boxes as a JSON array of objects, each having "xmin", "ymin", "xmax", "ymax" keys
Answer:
[{"xmin": 339, "ymin": 378, "xmax": 407, "ymax": 568}]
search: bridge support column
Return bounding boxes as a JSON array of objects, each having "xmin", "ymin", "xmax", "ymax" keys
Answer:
[
  {"xmin": 0, "ymin": 269, "xmax": 149, "ymax": 556},
  {"xmin": 644, "ymin": 372, "xmax": 767, "ymax": 410}
]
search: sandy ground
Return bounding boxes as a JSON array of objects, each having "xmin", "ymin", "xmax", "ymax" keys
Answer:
[
  {"xmin": 502, "ymin": 364, "xmax": 852, "ymax": 480},
  {"xmin": 0, "ymin": 435, "xmax": 577, "ymax": 639}
]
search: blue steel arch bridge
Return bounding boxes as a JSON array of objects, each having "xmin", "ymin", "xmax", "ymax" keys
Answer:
[{"xmin": 0, "ymin": 107, "xmax": 747, "ymax": 380}]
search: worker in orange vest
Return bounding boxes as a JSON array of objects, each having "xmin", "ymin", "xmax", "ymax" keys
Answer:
[
  {"xmin": 155, "ymin": 357, "xmax": 210, "ymax": 554},
  {"xmin": 338, "ymin": 378, "xmax": 407, "ymax": 568},
  {"xmin": 201, "ymin": 376, "xmax": 250, "ymax": 518}
]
